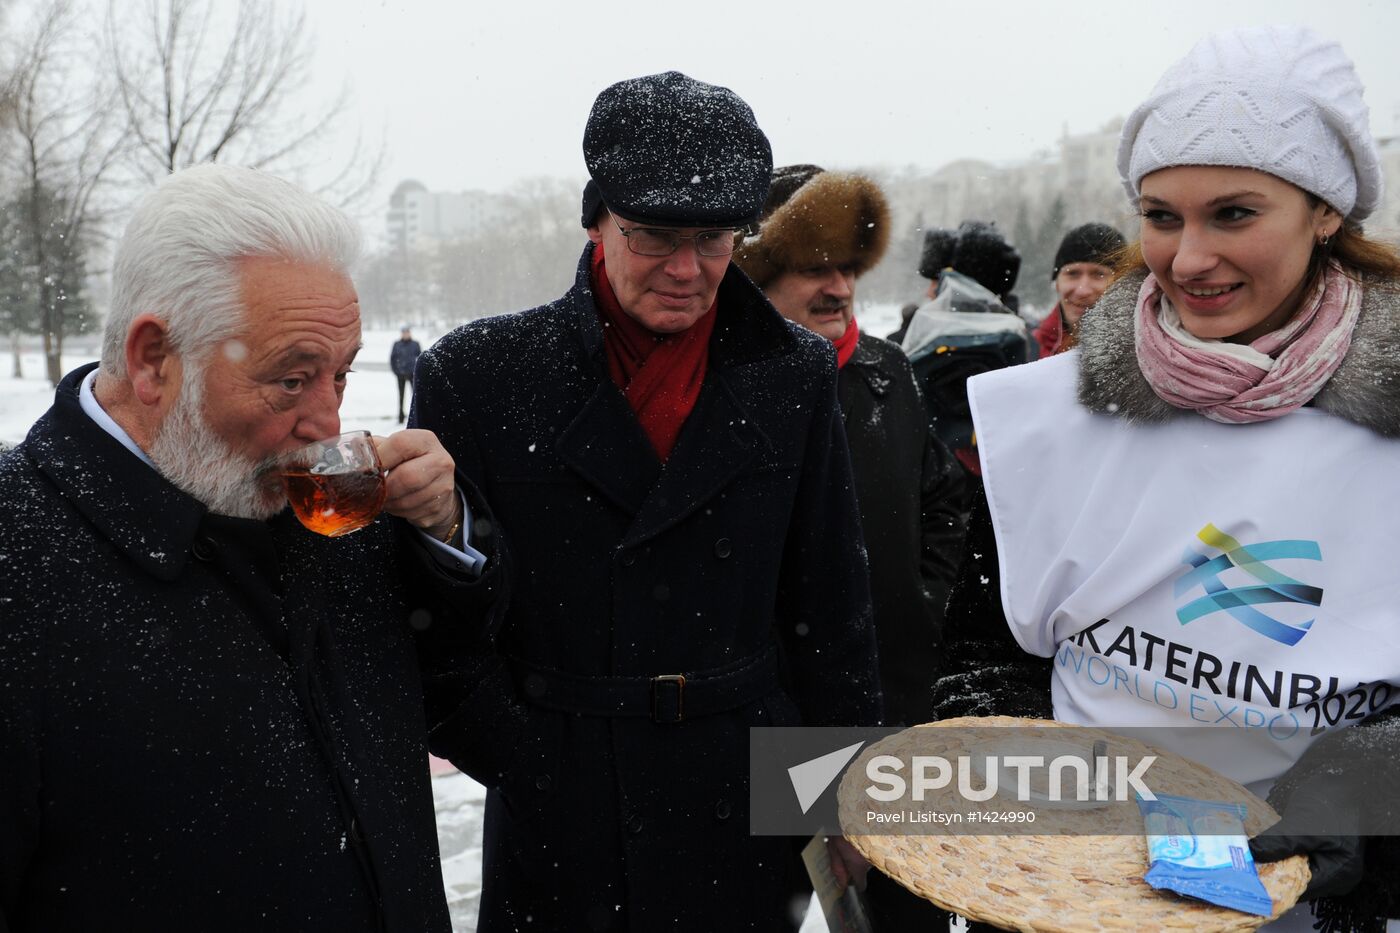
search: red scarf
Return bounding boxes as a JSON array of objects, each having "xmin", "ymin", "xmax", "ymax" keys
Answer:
[
  {"xmin": 833, "ymin": 318, "xmax": 860, "ymax": 369},
  {"xmin": 591, "ymin": 243, "xmax": 717, "ymax": 462},
  {"xmin": 1033, "ymin": 304, "xmax": 1066, "ymax": 357}
]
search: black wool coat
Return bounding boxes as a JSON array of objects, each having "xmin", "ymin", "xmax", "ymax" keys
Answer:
[
  {"xmin": 0, "ymin": 364, "xmax": 504, "ymax": 933},
  {"xmin": 412, "ymin": 244, "xmax": 883, "ymax": 932},
  {"xmin": 838, "ymin": 333, "xmax": 966, "ymax": 727}
]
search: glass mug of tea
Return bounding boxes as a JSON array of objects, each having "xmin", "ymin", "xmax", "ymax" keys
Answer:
[{"xmin": 281, "ymin": 431, "xmax": 388, "ymax": 537}]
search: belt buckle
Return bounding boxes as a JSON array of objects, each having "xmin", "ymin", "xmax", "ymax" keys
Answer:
[{"xmin": 651, "ymin": 674, "xmax": 686, "ymax": 723}]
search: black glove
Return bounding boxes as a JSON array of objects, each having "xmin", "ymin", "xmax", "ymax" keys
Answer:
[{"xmin": 1250, "ymin": 789, "xmax": 1365, "ymax": 900}]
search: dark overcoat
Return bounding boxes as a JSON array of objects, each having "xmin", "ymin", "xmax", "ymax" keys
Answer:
[
  {"xmin": 0, "ymin": 364, "xmax": 503, "ymax": 932},
  {"xmin": 412, "ymin": 244, "xmax": 883, "ymax": 932},
  {"xmin": 838, "ymin": 333, "xmax": 966, "ymax": 726}
]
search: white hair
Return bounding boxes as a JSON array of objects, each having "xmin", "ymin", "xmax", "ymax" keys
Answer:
[{"xmin": 102, "ymin": 163, "xmax": 362, "ymax": 377}]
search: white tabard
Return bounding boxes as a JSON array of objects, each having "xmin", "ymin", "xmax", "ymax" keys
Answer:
[{"xmin": 969, "ymin": 350, "xmax": 1400, "ymax": 795}]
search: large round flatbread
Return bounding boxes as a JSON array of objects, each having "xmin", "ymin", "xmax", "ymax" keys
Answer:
[{"xmin": 838, "ymin": 717, "xmax": 1310, "ymax": 932}]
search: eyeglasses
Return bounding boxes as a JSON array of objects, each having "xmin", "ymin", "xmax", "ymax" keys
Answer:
[{"xmin": 611, "ymin": 214, "xmax": 747, "ymax": 258}]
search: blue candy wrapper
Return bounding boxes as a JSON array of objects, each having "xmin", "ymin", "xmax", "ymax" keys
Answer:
[{"xmin": 1137, "ymin": 793, "xmax": 1273, "ymax": 917}]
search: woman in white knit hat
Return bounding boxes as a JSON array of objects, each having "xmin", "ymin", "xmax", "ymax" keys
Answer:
[{"xmin": 931, "ymin": 25, "xmax": 1400, "ymax": 931}]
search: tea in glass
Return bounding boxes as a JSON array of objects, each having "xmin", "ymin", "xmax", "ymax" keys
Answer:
[{"xmin": 281, "ymin": 431, "xmax": 387, "ymax": 537}]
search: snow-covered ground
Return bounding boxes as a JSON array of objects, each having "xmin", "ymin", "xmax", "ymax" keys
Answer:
[
  {"xmin": 2, "ymin": 313, "xmax": 917, "ymax": 932},
  {"xmin": 431, "ymin": 770, "xmax": 488, "ymax": 930}
]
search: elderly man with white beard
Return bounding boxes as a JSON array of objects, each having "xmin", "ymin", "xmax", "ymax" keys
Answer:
[{"xmin": 0, "ymin": 164, "xmax": 504, "ymax": 933}]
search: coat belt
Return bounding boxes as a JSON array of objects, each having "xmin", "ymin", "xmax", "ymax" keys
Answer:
[{"xmin": 509, "ymin": 645, "xmax": 780, "ymax": 724}]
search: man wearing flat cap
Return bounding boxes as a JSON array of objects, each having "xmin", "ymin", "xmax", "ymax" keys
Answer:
[{"xmin": 412, "ymin": 72, "xmax": 882, "ymax": 931}]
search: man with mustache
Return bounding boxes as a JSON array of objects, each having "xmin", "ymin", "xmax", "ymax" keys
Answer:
[
  {"xmin": 0, "ymin": 164, "xmax": 502, "ymax": 932},
  {"xmin": 737, "ymin": 164, "xmax": 965, "ymax": 728},
  {"xmin": 411, "ymin": 73, "xmax": 882, "ymax": 931},
  {"xmin": 736, "ymin": 165, "xmax": 967, "ymax": 928}
]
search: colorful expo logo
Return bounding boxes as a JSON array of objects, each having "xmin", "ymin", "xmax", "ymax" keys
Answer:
[{"xmin": 1174, "ymin": 523, "xmax": 1323, "ymax": 647}]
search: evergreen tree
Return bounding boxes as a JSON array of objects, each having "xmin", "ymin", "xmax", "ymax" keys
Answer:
[{"xmin": 1021, "ymin": 194, "xmax": 1069, "ymax": 310}]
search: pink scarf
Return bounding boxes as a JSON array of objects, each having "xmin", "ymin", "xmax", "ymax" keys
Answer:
[{"xmin": 1133, "ymin": 260, "xmax": 1362, "ymax": 424}]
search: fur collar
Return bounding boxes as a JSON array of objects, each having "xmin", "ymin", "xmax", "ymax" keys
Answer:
[{"xmin": 1077, "ymin": 270, "xmax": 1400, "ymax": 437}]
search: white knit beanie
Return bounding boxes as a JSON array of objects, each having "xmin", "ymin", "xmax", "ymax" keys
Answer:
[{"xmin": 1119, "ymin": 25, "xmax": 1383, "ymax": 222}]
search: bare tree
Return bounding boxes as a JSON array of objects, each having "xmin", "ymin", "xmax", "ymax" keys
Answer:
[
  {"xmin": 107, "ymin": 0, "xmax": 380, "ymax": 206},
  {"xmin": 4, "ymin": 0, "xmax": 127, "ymax": 384}
]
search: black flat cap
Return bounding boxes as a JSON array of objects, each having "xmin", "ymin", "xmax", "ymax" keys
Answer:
[{"xmin": 581, "ymin": 71, "xmax": 773, "ymax": 228}]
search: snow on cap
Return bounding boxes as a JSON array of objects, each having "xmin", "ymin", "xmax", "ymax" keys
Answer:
[
  {"xmin": 1119, "ymin": 25, "xmax": 1382, "ymax": 222},
  {"xmin": 582, "ymin": 71, "xmax": 772, "ymax": 228}
]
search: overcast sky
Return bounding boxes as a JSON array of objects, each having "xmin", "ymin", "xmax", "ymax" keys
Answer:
[{"xmin": 302, "ymin": 0, "xmax": 1400, "ymax": 212}]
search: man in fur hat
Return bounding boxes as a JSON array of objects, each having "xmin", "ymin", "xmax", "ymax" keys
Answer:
[
  {"xmin": 411, "ymin": 77, "xmax": 882, "ymax": 932},
  {"xmin": 736, "ymin": 162, "xmax": 965, "ymax": 726},
  {"xmin": 737, "ymin": 164, "xmax": 967, "ymax": 927}
]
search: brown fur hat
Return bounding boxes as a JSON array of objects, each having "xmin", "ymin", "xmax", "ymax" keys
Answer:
[{"xmin": 733, "ymin": 164, "xmax": 890, "ymax": 288}]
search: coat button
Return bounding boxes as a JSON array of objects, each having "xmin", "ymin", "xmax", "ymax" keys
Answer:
[
  {"xmin": 626, "ymin": 814, "xmax": 644, "ymax": 834},
  {"xmin": 715, "ymin": 799, "xmax": 732, "ymax": 820},
  {"xmin": 620, "ymin": 551, "xmax": 636, "ymax": 567},
  {"xmin": 191, "ymin": 538, "xmax": 218, "ymax": 562},
  {"xmin": 535, "ymin": 774, "xmax": 552, "ymax": 791},
  {"xmin": 713, "ymin": 537, "xmax": 732, "ymax": 559}
]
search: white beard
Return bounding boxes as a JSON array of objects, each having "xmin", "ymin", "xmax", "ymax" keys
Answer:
[{"xmin": 148, "ymin": 367, "xmax": 286, "ymax": 520}]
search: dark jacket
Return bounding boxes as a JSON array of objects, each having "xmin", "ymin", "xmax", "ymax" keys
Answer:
[
  {"xmin": 411, "ymin": 243, "xmax": 882, "ymax": 932},
  {"xmin": 839, "ymin": 333, "xmax": 965, "ymax": 726},
  {"xmin": 934, "ymin": 273, "xmax": 1400, "ymax": 930},
  {"xmin": 390, "ymin": 338, "xmax": 421, "ymax": 378},
  {"xmin": 0, "ymin": 365, "xmax": 504, "ymax": 933}
]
